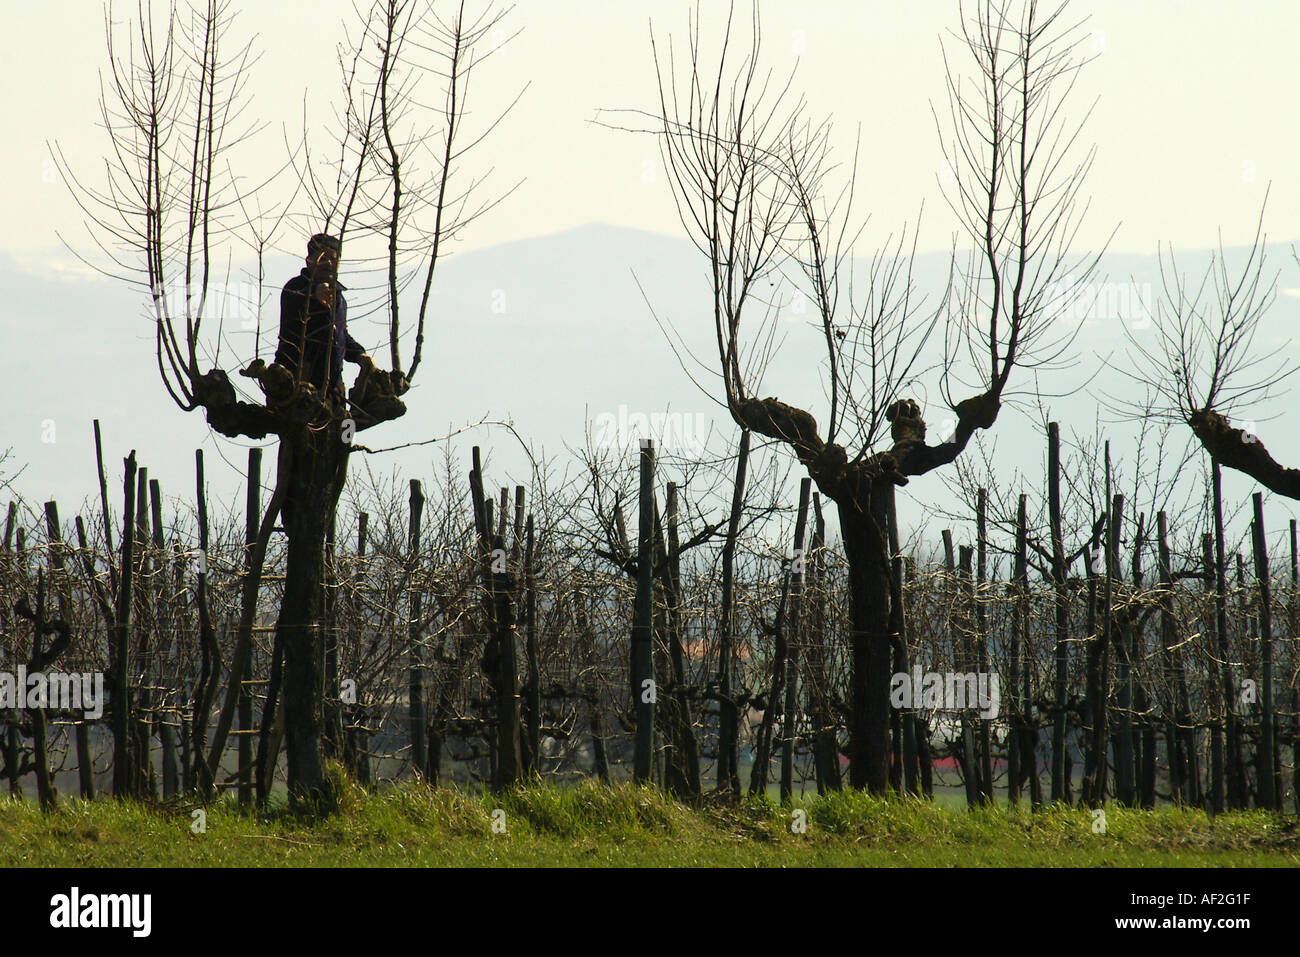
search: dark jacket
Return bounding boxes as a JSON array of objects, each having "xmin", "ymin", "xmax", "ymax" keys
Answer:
[{"xmin": 274, "ymin": 268, "xmax": 366, "ymax": 393}]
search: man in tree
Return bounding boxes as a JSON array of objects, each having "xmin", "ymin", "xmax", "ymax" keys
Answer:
[
  {"xmin": 63, "ymin": 0, "xmax": 513, "ymax": 808},
  {"xmin": 275, "ymin": 233, "xmax": 376, "ymax": 402}
]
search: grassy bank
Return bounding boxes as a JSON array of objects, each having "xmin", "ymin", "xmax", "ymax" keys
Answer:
[{"xmin": 2, "ymin": 779, "xmax": 1296, "ymax": 867}]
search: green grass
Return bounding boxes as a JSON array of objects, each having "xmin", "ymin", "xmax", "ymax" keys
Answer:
[{"xmin": 2, "ymin": 776, "xmax": 1296, "ymax": 867}]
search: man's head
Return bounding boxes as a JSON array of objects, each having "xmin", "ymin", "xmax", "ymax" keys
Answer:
[{"xmin": 306, "ymin": 233, "xmax": 341, "ymax": 277}]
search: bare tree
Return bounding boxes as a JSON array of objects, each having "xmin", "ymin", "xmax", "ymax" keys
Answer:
[
  {"xmin": 631, "ymin": 0, "xmax": 1100, "ymax": 792},
  {"xmin": 1119, "ymin": 202, "xmax": 1299, "ymax": 498},
  {"xmin": 53, "ymin": 0, "xmax": 517, "ymax": 807},
  {"xmin": 1116, "ymin": 202, "xmax": 1297, "ymax": 811}
]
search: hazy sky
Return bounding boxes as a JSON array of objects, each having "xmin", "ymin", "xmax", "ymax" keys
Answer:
[{"xmin": 3, "ymin": 0, "xmax": 1298, "ymax": 274}]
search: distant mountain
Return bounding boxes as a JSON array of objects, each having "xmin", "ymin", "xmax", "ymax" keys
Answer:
[{"xmin": 3, "ymin": 225, "xmax": 1299, "ymax": 546}]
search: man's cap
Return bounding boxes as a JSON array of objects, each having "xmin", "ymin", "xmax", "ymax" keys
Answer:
[{"xmin": 308, "ymin": 233, "xmax": 342, "ymax": 254}]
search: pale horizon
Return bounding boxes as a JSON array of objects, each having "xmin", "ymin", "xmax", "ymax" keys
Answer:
[{"xmin": 4, "ymin": 0, "xmax": 1298, "ymax": 274}]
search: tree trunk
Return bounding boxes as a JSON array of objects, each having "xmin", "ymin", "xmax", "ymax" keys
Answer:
[
  {"xmin": 839, "ymin": 476, "xmax": 894, "ymax": 794},
  {"xmin": 276, "ymin": 419, "xmax": 350, "ymax": 808}
]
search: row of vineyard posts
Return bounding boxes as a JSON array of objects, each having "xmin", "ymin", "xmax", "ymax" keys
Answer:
[{"xmin": 1, "ymin": 420, "xmax": 1296, "ymax": 813}]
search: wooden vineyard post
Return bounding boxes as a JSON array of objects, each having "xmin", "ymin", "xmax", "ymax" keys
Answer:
[
  {"xmin": 632, "ymin": 441, "xmax": 656, "ymax": 783},
  {"xmin": 1250, "ymin": 493, "xmax": 1277, "ymax": 810},
  {"xmin": 408, "ymin": 479, "xmax": 427, "ymax": 779}
]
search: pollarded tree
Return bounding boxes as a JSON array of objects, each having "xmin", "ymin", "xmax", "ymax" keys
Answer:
[
  {"xmin": 1118, "ymin": 203, "xmax": 1296, "ymax": 810},
  {"xmin": 54, "ymin": 0, "xmax": 517, "ymax": 807},
  {"xmin": 1120, "ymin": 203, "xmax": 1299, "ymax": 498},
  {"xmin": 639, "ymin": 0, "xmax": 1101, "ymax": 791}
]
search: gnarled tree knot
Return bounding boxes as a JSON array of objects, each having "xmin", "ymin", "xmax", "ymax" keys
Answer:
[{"xmin": 954, "ymin": 390, "xmax": 1001, "ymax": 431}]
